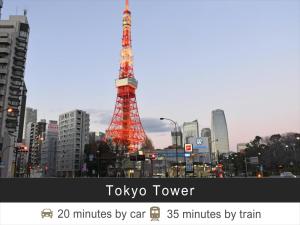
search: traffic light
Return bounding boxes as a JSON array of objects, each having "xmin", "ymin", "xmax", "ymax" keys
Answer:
[{"xmin": 149, "ymin": 154, "xmax": 157, "ymax": 160}]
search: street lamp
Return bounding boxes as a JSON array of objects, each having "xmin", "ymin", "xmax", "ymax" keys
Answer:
[
  {"xmin": 0, "ymin": 107, "xmax": 14, "ymax": 113},
  {"xmin": 160, "ymin": 117, "xmax": 179, "ymax": 177}
]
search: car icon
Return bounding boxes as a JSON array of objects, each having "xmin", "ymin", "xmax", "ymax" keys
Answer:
[{"xmin": 41, "ymin": 209, "xmax": 53, "ymax": 219}]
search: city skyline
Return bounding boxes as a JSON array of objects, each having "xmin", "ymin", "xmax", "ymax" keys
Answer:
[{"xmin": 2, "ymin": 0, "xmax": 300, "ymax": 150}]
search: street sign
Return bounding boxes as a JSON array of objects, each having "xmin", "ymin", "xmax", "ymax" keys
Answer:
[{"xmin": 185, "ymin": 144, "xmax": 193, "ymax": 152}]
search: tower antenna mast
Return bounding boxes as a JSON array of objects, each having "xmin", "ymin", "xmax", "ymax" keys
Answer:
[{"xmin": 126, "ymin": 0, "xmax": 129, "ymax": 10}]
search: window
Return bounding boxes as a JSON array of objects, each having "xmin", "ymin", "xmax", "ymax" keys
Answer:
[{"xmin": 19, "ymin": 31, "xmax": 28, "ymax": 39}]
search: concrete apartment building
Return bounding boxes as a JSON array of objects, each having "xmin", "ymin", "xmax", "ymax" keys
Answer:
[
  {"xmin": 56, "ymin": 110, "xmax": 89, "ymax": 177},
  {"xmin": 0, "ymin": 6, "xmax": 29, "ymax": 177},
  {"xmin": 26, "ymin": 119, "xmax": 46, "ymax": 169}
]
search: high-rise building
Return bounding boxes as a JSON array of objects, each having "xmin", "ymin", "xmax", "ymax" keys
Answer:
[
  {"xmin": 0, "ymin": 11, "xmax": 30, "ymax": 177},
  {"xmin": 27, "ymin": 119, "xmax": 46, "ymax": 169},
  {"xmin": 211, "ymin": 109, "xmax": 230, "ymax": 159},
  {"xmin": 41, "ymin": 120, "xmax": 58, "ymax": 177},
  {"xmin": 182, "ymin": 120, "xmax": 199, "ymax": 145},
  {"xmin": 23, "ymin": 107, "xmax": 37, "ymax": 141},
  {"xmin": 56, "ymin": 110, "xmax": 89, "ymax": 177},
  {"xmin": 171, "ymin": 126, "xmax": 183, "ymax": 147}
]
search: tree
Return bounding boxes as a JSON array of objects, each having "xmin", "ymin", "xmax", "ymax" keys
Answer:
[{"xmin": 141, "ymin": 136, "xmax": 155, "ymax": 151}]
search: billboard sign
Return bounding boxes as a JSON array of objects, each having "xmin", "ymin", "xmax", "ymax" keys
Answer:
[{"xmin": 193, "ymin": 137, "xmax": 209, "ymax": 149}]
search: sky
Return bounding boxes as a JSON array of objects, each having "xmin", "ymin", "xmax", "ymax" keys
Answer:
[{"xmin": 2, "ymin": 0, "xmax": 300, "ymax": 150}]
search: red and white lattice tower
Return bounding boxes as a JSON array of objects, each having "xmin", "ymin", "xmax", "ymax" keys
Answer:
[{"xmin": 106, "ymin": 0, "xmax": 146, "ymax": 153}]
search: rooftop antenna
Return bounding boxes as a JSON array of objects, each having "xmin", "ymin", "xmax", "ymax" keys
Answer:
[
  {"xmin": 23, "ymin": 9, "xmax": 27, "ymax": 16},
  {"xmin": 0, "ymin": 0, "xmax": 3, "ymax": 20},
  {"xmin": 125, "ymin": 0, "xmax": 129, "ymax": 10}
]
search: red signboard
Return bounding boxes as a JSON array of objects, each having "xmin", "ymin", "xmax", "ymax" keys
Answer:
[{"xmin": 184, "ymin": 144, "xmax": 193, "ymax": 152}]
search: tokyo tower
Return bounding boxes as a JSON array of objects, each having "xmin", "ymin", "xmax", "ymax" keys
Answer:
[{"xmin": 106, "ymin": 0, "xmax": 146, "ymax": 153}]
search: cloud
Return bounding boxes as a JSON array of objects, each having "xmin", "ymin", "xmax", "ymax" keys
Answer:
[
  {"xmin": 84, "ymin": 109, "xmax": 112, "ymax": 124},
  {"xmin": 84, "ymin": 109, "xmax": 171, "ymax": 134},
  {"xmin": 141, "ymin": 118, "xmax": 171, "ymax": 133}
]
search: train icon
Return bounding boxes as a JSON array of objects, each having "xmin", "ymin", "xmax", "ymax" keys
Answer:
[{"xmin": 150, "ymin": 206, "xmax": 160, "ymax": 221}]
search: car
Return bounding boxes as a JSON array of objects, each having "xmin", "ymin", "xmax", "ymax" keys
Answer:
[
  {"xmin": 41, "ymin": 209, "xmax": 53, "ymax": 218},
  {"xmin": 280, "ymin": 172, "xmax": 297, "ymax": 178}
]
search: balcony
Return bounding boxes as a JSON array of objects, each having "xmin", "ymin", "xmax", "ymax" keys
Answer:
[
  {"xmin": 16, "ymin": 36, "xmax": 28, "ymax": 43},
  {"xmin": 0, "ymin": 78, "xmax": 6, "ymax": 84},
  {"xmin": 0, "ymin": 38, "xmax": 11, "ymax": 44},
  {"xmin": 12, "ymin": 64, "xmax": 24, "ymax": 71},
  {"xmin": 0, "ymin": 68, "xmax": 7, "ymax": 74},
  {"xmin": 15, "ymin": 46, "xmax": 27, "ymax": 53},
  {"xmin": 11, "ymin": 74, "xmax": 23, "ymax": 82},
  {"xmin": 9, "ymin": 85, "xmax": 22, "ymax": 91},
  {"xmin": 0, "ymin": 58, "xmax": 9, "ymax": 64},
  {"xmin": 10, "ymin": 80, "xmax": 23, "ymax": 86},
  {"xmin": 14, "ymin": 55, "xmax": 26, "ymax": 62},
  {"xmin": 9, "ymin": 91, "xmax": 22, "ymax": 97},
  {"xmin": 0, "ymin": 47, "xmax": 10, "ymax": 54},
  {"xmin": 12, "ymin": 70, "xmax": 24, "ymax": 78}
]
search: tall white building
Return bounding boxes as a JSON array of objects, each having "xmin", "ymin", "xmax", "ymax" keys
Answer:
[
  {"xmin": 182, "ymin": 120, "xmax": 199, "ymax": 145},
  {"xmin": 23, "ymin": 107, "xmax": 37, "ymax": 140},
  {"xmin": 211, "ymin": 109, "xmax": 230, "ymax": 159},
  {"xmin": 0, "ymin": 12, "xmax": 29, "ymax": 177},
  {"xmin": 56, "ymin": 110, "xmax": 89, "ymax": 177}
]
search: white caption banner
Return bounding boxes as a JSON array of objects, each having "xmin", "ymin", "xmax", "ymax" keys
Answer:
[{"xmin": 0, "ymin": 203, "xmax": 299, "ymax": 225}]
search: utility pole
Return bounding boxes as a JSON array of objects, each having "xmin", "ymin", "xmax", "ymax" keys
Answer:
[{"xmin": 160, "ymin": 118, "xmax": 178, "ymax": 177}]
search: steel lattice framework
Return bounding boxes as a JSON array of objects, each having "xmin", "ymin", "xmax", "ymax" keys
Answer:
[{"xmin": 106, "ymin": 0, "xmax": 146, "ymax": 153}]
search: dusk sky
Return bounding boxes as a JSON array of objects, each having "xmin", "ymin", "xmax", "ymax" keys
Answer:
[{"xmin": 2, "ymin": 0, "xmax": 300, "ymax": 150}]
